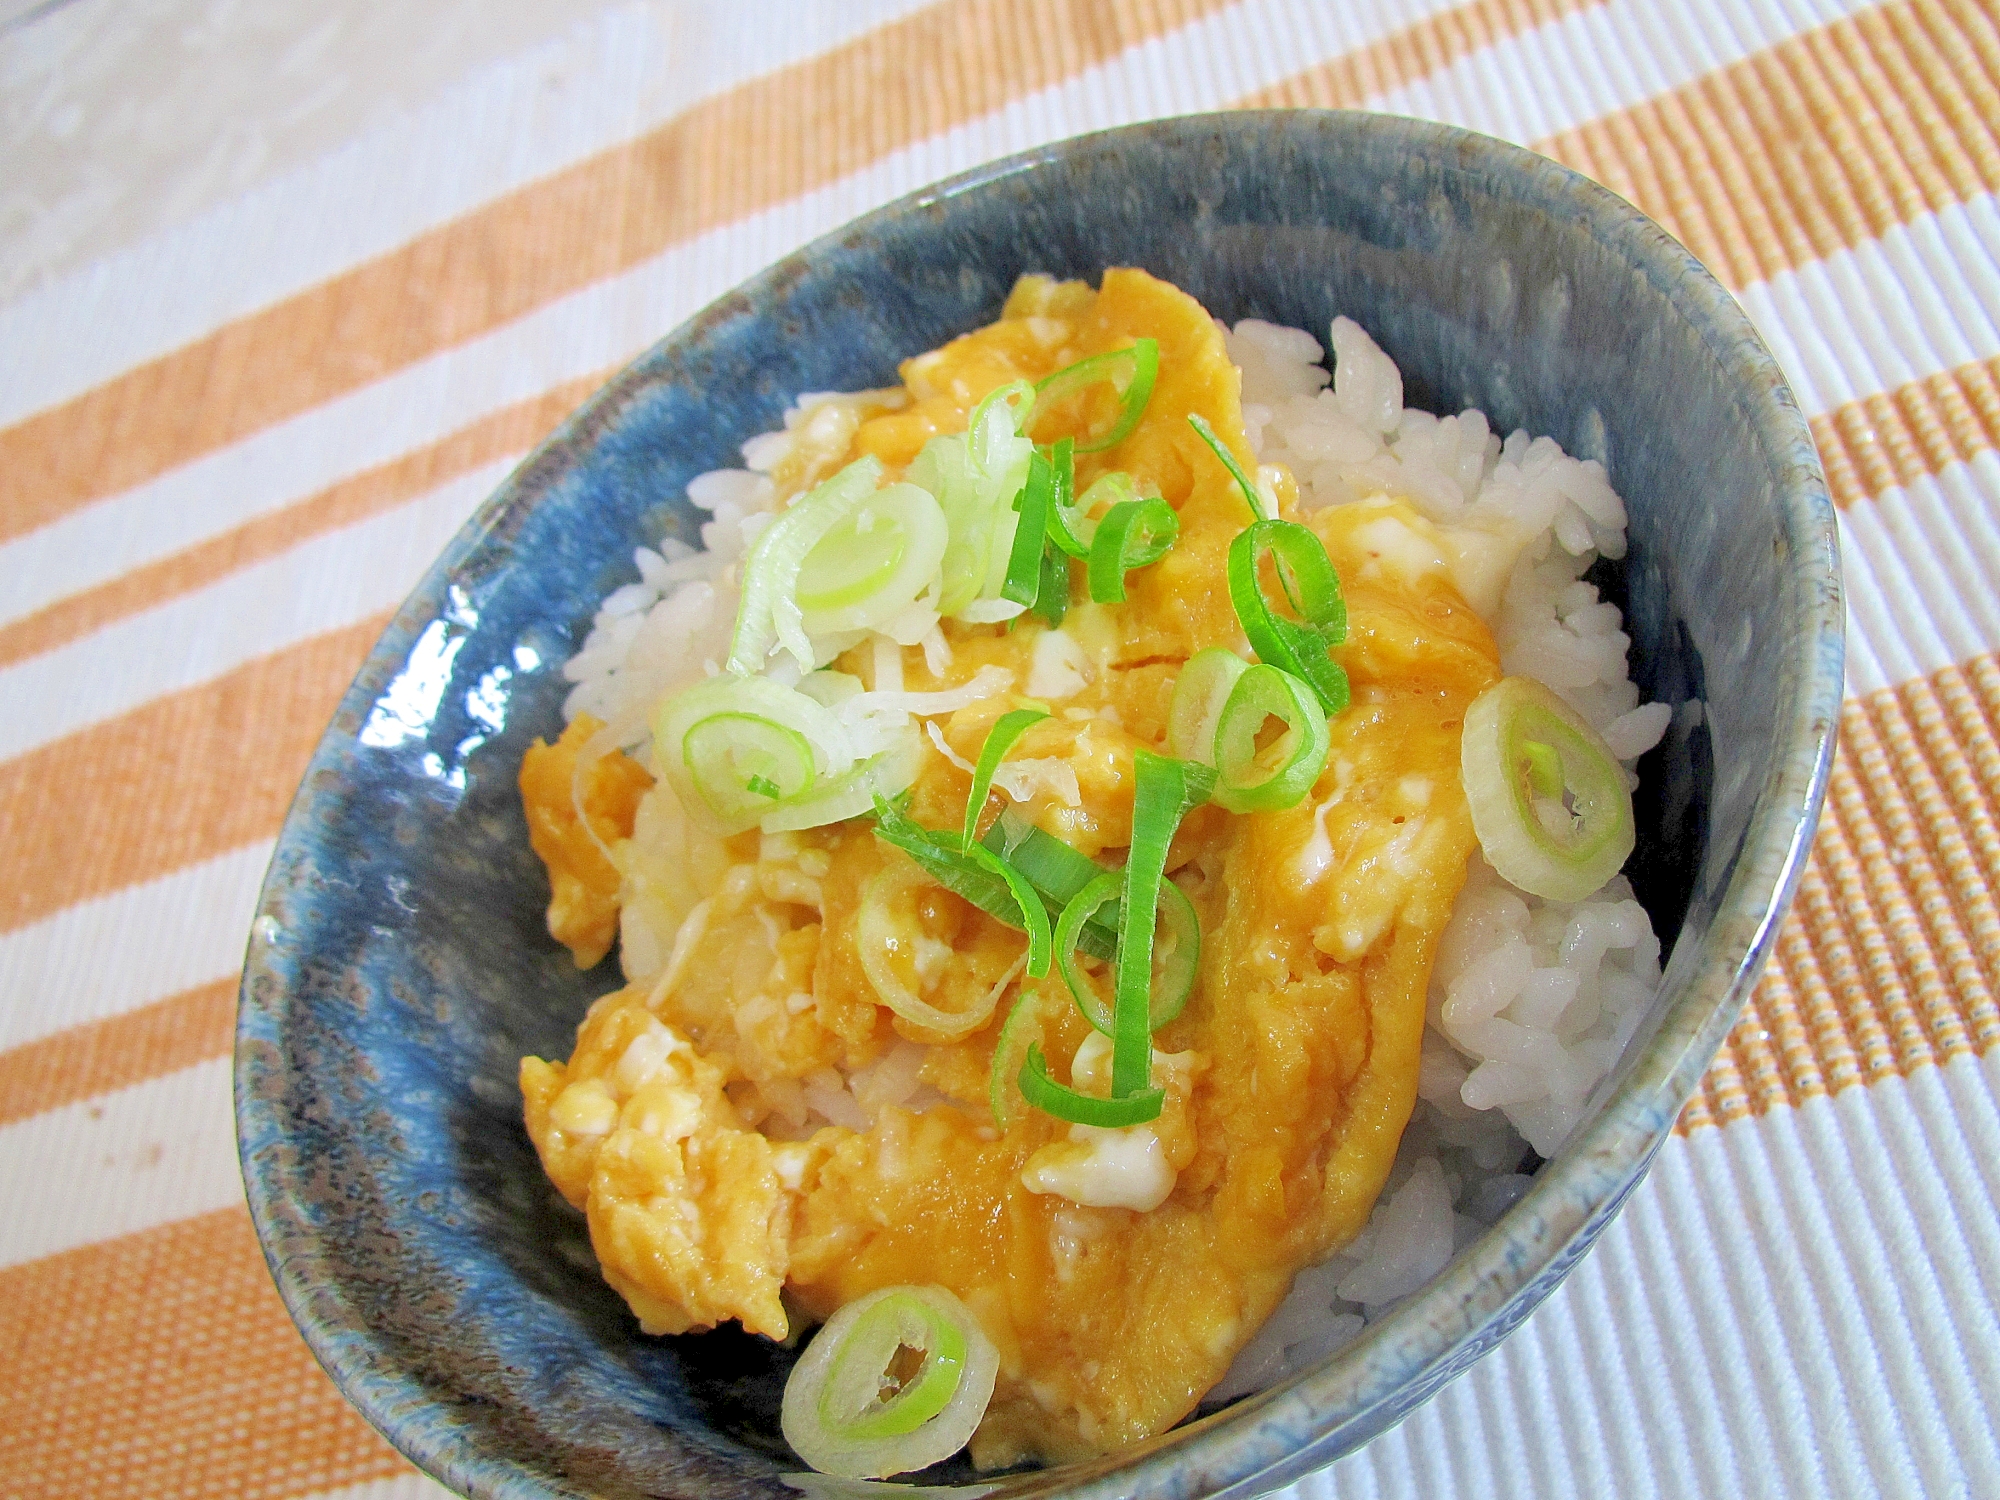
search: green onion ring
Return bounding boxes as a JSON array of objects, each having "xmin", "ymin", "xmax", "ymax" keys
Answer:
[
  {"xmin": 1055, "ymin": 871, "xmax": 1200, "ymax": 1035},
  {"xmin": 979, "ymin": 814, "xmax": 1115, "ymax": 959},
  {"xmin": 1031, "ymin": 339, "xmax": 1160, "ymax": 453},
  {"xmin": 1188, "ymin": 413, "xmax": 1266, "ymax": 522},
  {"xmin": 780, "ymin": 1284, "xmax": 999, "ymax": 1479},
  {"xmin": 1226, "ymin": 519, "xmax": 1351, "ymax": 716},
  {"xmin": 1461, "ymin": 675, "xmax": 1637, "ymax": 902},
  {"xmin": 959, "ymin": 707, "xmax": 1051, "ymax": 851},
  {"xmin": 1085, "ymin": 497, "xmax": 1180, "ymax": 604},
  {"xmin": 682, "ymin": 712, "xmax": 818, "ymax": 823},
  {"xmin": 1018, "ymin": 1043, "xmax": 1165, "ymax": 1127},
  {"xmin": 1211, "ymin": 663, "xmax": 1332, "ymax": 814},
  {"xmin": 1166, "ymin": 646, "xmax": 1252, "ymax": 766},
  {"xmin": 988, "ymin": 987, "xmax": 1046, "ymax": 1132}
]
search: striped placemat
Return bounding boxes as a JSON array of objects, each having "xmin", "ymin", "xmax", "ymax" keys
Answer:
[{"xmin": 2, "ymin": 3, "xmax": 1995, "ymax": 1497}]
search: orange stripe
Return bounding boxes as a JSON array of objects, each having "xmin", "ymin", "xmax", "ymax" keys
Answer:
[
  {"xmin": 0, "ymin": 375, "xmax": 601, "ymax": 670},
  {"xmin": 1812, "ymin": 355, "xmax": 2000, "ymax": 510},
  {"xmin": 0, "ymin": 616, "xmax": 387, "ymax": 938},
  {"xmin": 0, "ymin": 0, "xmax": 1235, "ymax": 548},
  {"xmin": 1679, "ymin": 653, "xmax": 2000, "ymax": 1132},
  {"xmin": 0, "ymin": 978, "xmax": 236, "ymax": 1130},
  {"xmin": 0, "ymin": 1208, "xmax": 412, "ymax": 1500},
  {"xmin": 1238, "ymin": 0, "xmax": 1606, "ymax": 110},
  {"xmin": 1533, "ymin": 0, "xmax": 2000, "ymax": 293}
]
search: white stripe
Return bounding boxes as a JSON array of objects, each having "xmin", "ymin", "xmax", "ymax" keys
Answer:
[
  {"xmin": 1740, "ymin": 194, "xmax": 2000, "ymax": 420},
  {"xmin": 307, "ymin": 1477, "xmax": 457, "ymax": 1500},
  {"xmin": 0, "ymin": 0, "xmax": 939, "ymax": 430},
  {"xmin": 1371, "ymin": 0, "xmax": 1867, "ymax": 146},
  {"xmin": 0, "ymin": 839, "xmax": 274, "ymax": 1056},
  {"xmin": 0, "ymin": 457, "xmax": 513, "ymax": 762},
  {"xmin": 1840, "ymin": 453, "xmax": 2000, "ymax": 698},
  {"xmin": 1292, "ymin": 1051, "xmax": 2000, "ymax": 1500},
  {"xmin": 0, "ymin": 0, "xmax": 1846, "ymax": 630},
  {"xmin": 0, "ymin": 1055, "xmax": 241, "ymax": 1270}
]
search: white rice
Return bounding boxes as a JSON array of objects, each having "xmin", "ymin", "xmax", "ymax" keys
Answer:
[{"xmin": 555, "ymin": 308, "xmax": 1672, "ymax": 1400}]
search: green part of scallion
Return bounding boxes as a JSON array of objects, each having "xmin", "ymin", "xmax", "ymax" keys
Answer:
[
  {"xmin": 1017, "ymin": 1043, "xmax": 1165, "ymax": 1127},
  {"xmin": 1187, "ymin": 413, "xmax": 1266, "ymax": 523},
  {"xmin": 960, "ymin": 708, "xmax": 1051, "ymax": 852},
  {"xmin": 1033, "ymin": 544, "xmax": 1071, "ymax": 629},
  {"xmin": 1085, "ymin": 497, "xmax": 1180, "ymax": 604},
  {"xmin": 1111, "ymin": 752, "xmax": 1211, "ymax": 1098},
  {"xmin": 1211, "ymin": 663, "xmax": 1332, "ymax": 814},
  {"xmin": 871, "ymin": 796, "xmax": 1051, "ymax": 977},
  {"xmin": 1031, "ymin": 339, "xmax": 1160, "ymax": 454},
  {"xmin": 1002, "ymin": 448, "xmax": 1056, "ymax": 607},
  {"xmin": 1042, "ymin": 439, "xmax": 1089, "ymax": 558},
  {"xmin": 979, "ymin": 813, "xmax": 1116, "ymax": 960},
  {"xmin": 1053, "ymin": 870, "xmax": 1200, "ymax": 1036},
  {"xmin": 1226, "ymin": 519, "xmax": 1351, "ymax": 717}
]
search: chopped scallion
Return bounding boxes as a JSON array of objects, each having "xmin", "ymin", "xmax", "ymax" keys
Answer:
[
  {"xmin": 1018, "ymin": 1043, "xmax": 1164, "ymax": 1127},
  {"xmin": 960, "ymin": 708, "xmax": 1050, "ymax": 852},
  {"xmin": 1210, "ymin": 663, "xmax": 1331, "ymax": 813},
  {"xmin": 1085, "ymin": 497, "xmax": 1180, "ymax": 604},
  {"xmin": 1188, "ymin": 413, "xmax": 1265, "ymax": 523},
  {"xmin": 1112, "ymin": 752, "xmax": 1211, "ymax": 1097},
  {"xmin": 1031, "ymin": 339, "xmax": 1160, "ymax": 453},
  {"xmin": 1226, "ymin": 519, "xmax": 1351, "ymax": 717}
]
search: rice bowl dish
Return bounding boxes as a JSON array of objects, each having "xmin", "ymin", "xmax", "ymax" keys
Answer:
[{"xmin": 511, "ymin": 268, "xmax": 1675, "ymax": 1477}]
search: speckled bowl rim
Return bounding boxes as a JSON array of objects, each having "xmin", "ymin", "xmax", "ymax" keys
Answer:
[{"xmin": 237, "ymin": 110, "xmax": 1843, "ymax": 1500}]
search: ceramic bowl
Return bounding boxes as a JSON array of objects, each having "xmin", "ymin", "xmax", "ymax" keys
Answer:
[{"xmin": 236, "ymin": 110, "xmax": 1842, "ymax": 1500}]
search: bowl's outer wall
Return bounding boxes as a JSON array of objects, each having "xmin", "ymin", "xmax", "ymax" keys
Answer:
[{"xmin": 236, "ymin": 112, "xmax": 1840, "ymax": 1500}]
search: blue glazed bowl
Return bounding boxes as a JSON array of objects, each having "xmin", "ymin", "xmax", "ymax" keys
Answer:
[{"xmin": 237, "ymin": 111, "xmax": 1841, "ymax": 1500}]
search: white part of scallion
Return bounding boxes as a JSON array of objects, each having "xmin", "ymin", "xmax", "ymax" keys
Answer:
[
  {"xmin": 906, "ymin": 381, "xmax": 1034, "ymax": 619},
  {"xmin": 781, "ymin": 1285, "xmax": 1000, "ymax": 1479}
]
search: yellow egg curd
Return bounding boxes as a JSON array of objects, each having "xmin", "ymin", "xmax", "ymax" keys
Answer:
[{"xmin": 518, "ymin": 269, "xmax": 1500, "ymax": 1465}]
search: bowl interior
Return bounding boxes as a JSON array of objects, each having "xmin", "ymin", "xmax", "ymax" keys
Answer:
[{"xmin": 237, "ymin": 111, "xmax": 1838, "ymax": 1500}]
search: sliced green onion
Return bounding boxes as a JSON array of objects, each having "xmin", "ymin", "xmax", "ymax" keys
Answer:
[
  {"xmin": 872, "ymin": 797, "xmax": 1050, "ymax": 977},
  {"xmin": 1462, "ymin": 676, "xmax": 1637, "ymax": 902},
  {"xmin": 761, "ymin": 728, "xmax": 920, "ymax": 833},
  {"xmin": 657, "ymin": 674, "xmax": 853, "ymax": 835},
  {"xmin": 795, "ymin": 482, "xmax": 950, "ymax": 641},
  {"xmin": 1112, "ymin": 752, "xmax": 1210, "ymax": 1097},
  {"xmin": 1031, "ymin": 338, "xmax": 1160, "ymax": 453},
  {"xmin": 1042, "ymin": 439, "xmax": 1088, "ymax": 558},
  {"xmin": 1018, "ymin": 1043, "xmax": 1164, "ymax": 1127},
  {"xmin": 988, "ymin": 987, "xmax": 1046, "ymax": 1132},
  {"xmin": 980, "ymin": 813, "xmax": 1115, "ymax": 959},
  {"xmin": 1188, "ymin": 413, "xmax": 1265, "ymax": 523},
  {"xmin": 681, "ymin": 712, "xmax": 817, "ymax": 824},
  {"xmin": 908, "ymin": 380, "xmax": 1036, "ymax": 618},
  {"xmin": 960, "ymin": 708, "xmax": 1050, "ymax": 851},
  {"xmin": 1210, "ymin": 664, "xmax": 1331, "ymax": 814},
  {"xmin": 1227, "ymin": 519, "xmax": 1351, "ymax": 716},
  {"xmin": 1033, "ymin": 544, "xmax": 1070, "ymax": 629},
  {"xmin": 1085, "ymin": 497, "xmax": 1180, "ymax": 604},
  {"xmin": 1054, "ymin": 871, "xmax": 1199, "ymax": 1034},
  {"xmin": 780, "ymin": 1284, "xmax": 1000, "ymax": 1479},
  {"xmin": 1166, "ymin": 646, "xmax": 1252, "ymax": 765},
  {"xmin": 964, "ymin": 840, "xmax": 1052, "ymax": 978},
  {"xmin": 1002, "ymin": 449, "xmax": 1055, "ymax": 607},
  {"xmin": 729, "ymin": 457, "xmax": 888, "ymax": 673}
]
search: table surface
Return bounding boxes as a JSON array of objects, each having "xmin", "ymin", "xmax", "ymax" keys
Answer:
[{"xmin": 2, "ymin": 2, "xmax": 1996, "ymax": 1498}]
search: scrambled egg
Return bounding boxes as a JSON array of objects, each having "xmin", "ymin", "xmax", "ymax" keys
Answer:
[{"xmin": 519, "ymin": 270, "xmax": 1500, "ymax": 1464}]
